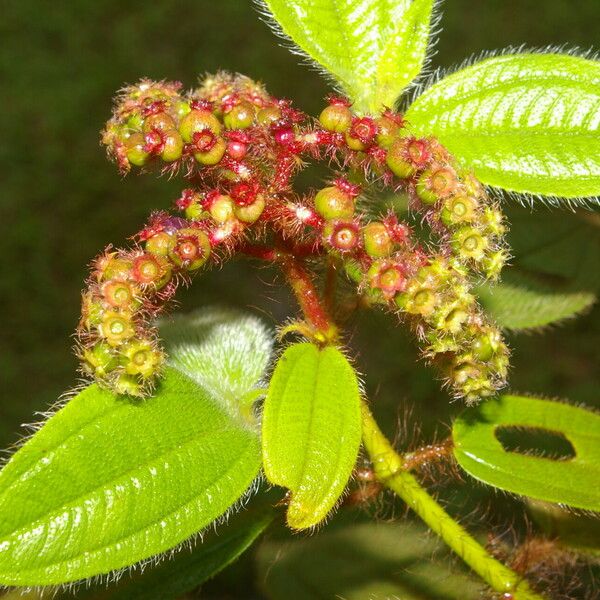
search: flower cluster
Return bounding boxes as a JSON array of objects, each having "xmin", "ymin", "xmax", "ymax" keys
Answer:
[{"xmin": 78, "ymin": 73, "xmax": 509, "ymax": 401}]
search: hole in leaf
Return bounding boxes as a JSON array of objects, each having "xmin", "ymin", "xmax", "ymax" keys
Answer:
[{"xmin": 495, "ymin": 426, "xmax": 576, "ymax": 461}]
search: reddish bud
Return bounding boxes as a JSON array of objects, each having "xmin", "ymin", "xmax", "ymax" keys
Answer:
[{"xmin": 231, "ymin": 181, "xmax": 259, "ymax": 206}]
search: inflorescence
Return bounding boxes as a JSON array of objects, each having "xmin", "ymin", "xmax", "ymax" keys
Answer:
[{"xmin": 78, "ymin": 73, "xmax": 510, "ymax": 402}]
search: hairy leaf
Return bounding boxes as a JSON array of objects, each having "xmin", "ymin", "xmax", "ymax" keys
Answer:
[
  {"xmin": 92, "ymin": 503, "xmax": 275, "ymax": 599},
  {"xmin": 452, "ymin": 395, "xmax": 600, "ymax": 510},
  {"xmin": 0, "ymin": 368, "xmax": 261, "ymax": 585},
  {"xmin": 477, "ymin": 209, "xmax": 600, "ymax": 329},
  {"xmin": 256, "ymin": 521, "xmax": 481, "ymax": 599},
  {"xmin": 262, "ymin": 343, "xmax": 362, "ymax": 529},
  {"xmin": 260, "ymin": 0, "xmax": 434, "ymax": 112},
  {"xmin": 406, "ymin": 53, "xmax": 600, "ymax": 200},
  {"xmin": 159, "ymin": 307, "xmax": 273, "ymax": 419}
]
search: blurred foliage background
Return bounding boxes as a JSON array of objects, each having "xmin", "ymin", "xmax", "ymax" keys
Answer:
[{"xmin": 0, "ymin": 1, "xmax": 599, "ymax": 598}]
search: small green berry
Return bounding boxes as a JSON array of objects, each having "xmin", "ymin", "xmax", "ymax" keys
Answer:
[
  {"xmin": 179, "ymin": 109, "xmax": 221, "ymax": 143},
  {"xmin": 124, "ymin": 133, "xmax": 149, "ymax": 167},
  {"xmin": 363, "ymin": 222, "xmax": 393, "ymax": 258},
  {"xmin": 160, "ymin": 130, "xmax": 184, "ymax": 162},
  {"xmin": 386, "ymin": 139, "xmax": 416, "ymax": 178},
  {"xmin": 416, "ymin": 167, "xmax": 459, "ymax": 205},
  {"xmin": 142, "ymin": 112, "xmax": 176, "ymax": 134},
  {"xmin": 319, "ymin": 104, "xmax": 352, "ymax": 133},
  {"xmin": 145, "ymin": 232, "xmax": 175, "ymax": 256},
  {"xmin": 223, "ymin": 101, "xmax": 255, "ymax": 129},
  {"xmin": 209, "ymin": 194, "xmax": 236, "ymax": 223},
  {"xmin": 82, "ymin": 342, "xmax": 119, "ymax": 378},
  {"xmin": 314, "ymin": 186, "xmax": 355, "ymax": 220},
  {"xmin": 193, "ymin": 137, "xmax": 226, "ymax": 165},
  {"xmin": 234, "ymin": 195, "xmax": 265, "ymax": 224}
]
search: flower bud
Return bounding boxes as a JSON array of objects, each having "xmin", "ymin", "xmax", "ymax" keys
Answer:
[
  {"xmin": 481, "ymin": 249, "xmax": 508, "ymax": 280},
  {"xmin": 112, "ymin": 373, "xmax": 143, "ymax": 397},
  {"xmin": 345, "ymin": 117, "xmax": 377, "ymax": 150},
  {"xmin": 362, "ymin": 222, "xmax": 393, "ymax": 258},
  {"xmin": 367, "ymin": 260, "xmax": 407, "ymax": 297},
  {"xmin": 395, "ymin": 282, "xmax": 438, "ymax": 317}
]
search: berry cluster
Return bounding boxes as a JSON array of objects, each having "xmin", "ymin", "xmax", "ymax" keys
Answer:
[{"xmin": 79, "ymin": 73, "xmax": 509, "ymax": 401}]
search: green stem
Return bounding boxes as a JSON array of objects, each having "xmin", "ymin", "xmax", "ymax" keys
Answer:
[{"xmin": 361, "ymin": 402, "xmax": 545, "ymax": 600}]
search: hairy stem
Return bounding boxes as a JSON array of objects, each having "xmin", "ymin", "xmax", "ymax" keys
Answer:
[
  {"xmin": 361, "ymin": 402, "xmax": 545, "ymax": 600},
  {"xmin": 281, "ymin": 256, "xmax": 338, "ymax": 341}
]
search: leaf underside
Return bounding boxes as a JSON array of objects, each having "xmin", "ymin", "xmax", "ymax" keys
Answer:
[
  {"xmin": 262, "ymin": 343, "xmax": 362, "ymax": 529},
  {"xmin": 452, "ymin": 394, "xmax": 600, "ymax": 510},
  {"xmin": 406, "ymin": 53, "xmax": 600, "ymax": 200},
  {"xmin": 0, "ymin": 368, "xmax": 261, "ymax": 586},
  {"xmin": 261, "ymin": 0, "xmax": 434, "ymax": 112}
]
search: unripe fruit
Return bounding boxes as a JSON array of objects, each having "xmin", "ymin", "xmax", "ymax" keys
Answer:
[
  {"xmin": 452, "ymin": 226, "xmax": 488, "ymax": 261},
  {"xmin": 131, "ymin": 253, "xmax": 171, "ymax": 286},
  {"xmin": 113, "ymin": 373, "xmax": 143, "ymax": 397},
  {"xmin": 319, "ymin": 104, "xmax": 352, "ymax": 133},
  {"xmin": 375, "ymin": 113, "xmax": 403, "ymax": 148},
  {"xmin": 234, "ymin": 195, "xmax": 265, "ymax": 224},
  {"xmin": 440, "ymin": 195, "xmax": 479, "ymax": 227},
  {"xmin": 179, "ymin": 109, "xmax": 221, "ymax": 143},
  {"xmin": 142, "ymin": 112, "xmax": 176, "ymax": 134},
  {"xmin": 223, "ymin": 101, "xmax": 255, "ymax": 129},
  {"xmin": 314, "ymin": 186, "xmax": 355, "ymax": 220},
  {"xmin": 170, "ymin": 228, "xmax": 211, "ymax": 270},
  {"xmin": 82, "ymin": 342, "xmax": 119, "ymax": 378},
  {"xmin": 124, "ymin": 133, "xmax": 150, "ymax": 166},
  {"xmin": 481, "ymin": 249, "xmax": 508, "ymax": 280},
  {"xmin": 416, "ymin": 166, "xmax": 459, "ymax": 205},
  {"xmin": 208, "ymin": 194, "xmax": 235, "ymax": 223},
  {"xmin": 160, "ymin": 130, "xmax": 184, "ymax": 162},
  {"xmin": 367, "ymin": 260, "xmax": 407, "ymax": 296},
  {"xmin": 97, "ymin": 256, "xmax": 133, "ymax": 282},
  {"xmin": 121, "ymin": 339, "xmax": 163, "ymax": 378},
  {"xmin": 363, "ymin": 222, "xmax": 393, "ymax": 258},
  {"xmin": 101, "ymin": 279, "xmax": 138, "ymax": 309},
  {"xmin": 193, "ymin": 136, "xmax": 226, "ymax": 165},
  {"xmin": 100, "ymin": 311, "xmax": 135, "ymax": 346},
  {"xmin": 185, "ymin": 200, "xmax": 206, "ymax": 221},
  {"xmin": 81, "ymin": 294, "xmax": 105, "ymax": 329},
  {"xmin": 323, "ymin": 220, "xmax": 360, "ymax": 252},
  {"xmin": 257, "ymin": 106, "xmax": 282, "ymax": 125},
  {"xmin": 386, "ymin": 139, "xmax": 416, "ymax": 178},
  {"xmin": 145, "ymin": 231, "xmax": 175, "ymax": 256}
]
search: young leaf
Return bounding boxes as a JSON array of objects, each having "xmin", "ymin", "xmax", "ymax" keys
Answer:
[
  {"xmin": 87, "ymin": 503, "xmax": 275, "ymax": 600},
  {"xmin": 452, "ymin": 395, "xmax": 600, "ymax": 511},
  {"xmin": 159, "ymin": 307, "xmax": 273, "ymax": 419},
  {"xmin": 260, "ymin": 0, "xmax": 435, "ymax": 112},
  {"xmin": 406, "ymin": 53, "xmax": 600, "ymax": 200},
  {"xmin": 262, "ymin": 343, "xmax": 362, "ymax": 529},
  {"xmin": 0, "ymin": 368, "xmax": 261, "ymax": 585},
  {"xmin": 256, "ymin": 521, "xmax": 481, "ymax": 599}
]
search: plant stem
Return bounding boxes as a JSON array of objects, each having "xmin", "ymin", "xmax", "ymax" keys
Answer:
[
  {"xmin": 361, "ymin": 402, "xmax": 545, "ymax": 600},
  {"xmin": 281, "ymin": 256, "xmax": 338, "ymax": 341}
]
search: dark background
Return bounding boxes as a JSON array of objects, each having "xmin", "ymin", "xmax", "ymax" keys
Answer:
[{"xmin": 0, "ymin": 1, "xmax": 599, "ymax": 598}]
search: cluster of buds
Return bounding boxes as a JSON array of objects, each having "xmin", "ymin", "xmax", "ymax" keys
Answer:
[{"xmin": 79, "ymin": 73, "xmax": 510, "ymax": 401}]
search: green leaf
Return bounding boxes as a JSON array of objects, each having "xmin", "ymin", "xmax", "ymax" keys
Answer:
[
  {"xmin": 406, "ymin": 53, "xmax": 600, "ymax": 200},
  {"xmin": 261, "ymin": 0, "xmax": 435, "ymax": 112},
  {"xmin": 452, "ymin": 394, "xmax": 600, "ymax": 510},
  {"xmin": 256, "ymin": 521, "xmax": 481, "ymax": 599},
  {"xmin": 0, "ymin": 368, "xmax": 261, "ymax": 586},
  {"xmin": 91, "ymin": 502, "xmax": 275, "ymax": 600},
  {"xmin": 262, "ymin": 343, "xmax": 362, "ymax": 529},
  {"xmin": 159, "ymin": 307, "xmax": 273, "ymax": 419},
  {"xmin": 477, "ymin": 209, "xmax": 600, "ymax": 330},
  {"xmin": 477, "ymin": 279, "xmax": 595, "ymax": 330}
]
